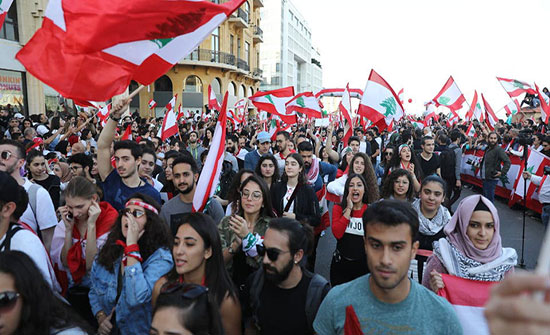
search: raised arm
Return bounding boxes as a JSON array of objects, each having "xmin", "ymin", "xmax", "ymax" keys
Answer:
[{"xmin": 97, "ymin": 98, "xmax": 130, "ymax": 181}]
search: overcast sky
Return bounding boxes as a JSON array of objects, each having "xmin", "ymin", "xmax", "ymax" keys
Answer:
[{"xmin": 292, "ymin": 0, "xmax": 550, "ymax": 117}]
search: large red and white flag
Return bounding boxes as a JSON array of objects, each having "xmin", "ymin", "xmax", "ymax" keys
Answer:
[
  {"xmin": 503, "ymin": 99, "xmax": 521, "ymax": 116},
  {"xmin": 0, "ymin": 0, "xmax": 14, "ymax": 27},
  {"xmin": 339, "ymin": 84, "xmax": 354, "ymax": 143},
  {"xmin": 431, "ymin": 76, "xmax": 466, "ymax": 112},
  {"xmin": 158, "ymin": 95, "xmax": 178, "ymax": 141},
  {"xmin": 208, "ymin": 84, "xmax": 221, "ymax": 112},
  {"xmin": 16, "ymin": 0, "xmax": 245, "ymax": 103},
  {"xmin": 481, "ymin": 94, "xmax": 499, "ymax": 131},
  {"xmin": 97, "ymin": 104, "xmax": 111, "ymax": 127},
  {"xmin": 438, "ymin": 274, "xmax": 498, "ymax": 335},
  {"xmin": 497, "ymin": 77, "xmax": 536, "ymax": 98},
  {"xmin": 193, "ymin": 92, "xmax": 229, "ymax": 213},
  {"xmin": 234, "ymin": 98, "xmax": 248, "ymax": 125},
  {"xmin": 285, "ymin": 92, "xmax": 322, "ymax": 119},
  {"xmin": 249, "ymin": 87, "xmax": 296, "ymax": 124},
  {"xmin": 358, "ymin": 70, "xmax": 404, "ymax": 131},
  {"xmin": 510, "ymin": 148, "xmax": 550, "ymax": 211},
  {"xmin": 536, "ymin": 84, "xmax": 550, "ymax": 124}
]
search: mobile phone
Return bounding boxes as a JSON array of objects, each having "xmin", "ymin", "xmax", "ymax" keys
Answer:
[{"xmin": 66, "ymin": 212, "xmax": 73, "ymax": 221}]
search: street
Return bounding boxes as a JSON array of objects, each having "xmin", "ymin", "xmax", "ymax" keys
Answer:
[{"xmin": 314, "ymin": 188, "xmax": 546, "ymax": 281}]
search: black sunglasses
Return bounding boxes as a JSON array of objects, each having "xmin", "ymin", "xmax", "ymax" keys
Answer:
[
  {"xmin": 384, "ymin": 152, "xmax": 393, "ymax": 156},
  {"xmin": 160, "ymin": 282, "xmax": 208, "ymax": 299},
  {"xmin": 257, "ymin": 244, "xmax": 291, "ymax": 262},
  {"xmin": 0, "ymin": 291, "xmax": 20, "ymax": 312},
  {"xmin": 0, "ymin": 151, "xmax": 17, "ymax": 161}
]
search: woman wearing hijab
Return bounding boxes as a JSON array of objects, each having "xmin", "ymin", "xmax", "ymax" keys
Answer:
[{"xmin": 423, "ymin": 194, "xmax": 517, "ymax": 293}]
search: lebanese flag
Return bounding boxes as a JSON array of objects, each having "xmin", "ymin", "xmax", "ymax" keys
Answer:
[
  {"xmin": 424, "ymin": 111, "xmax": 439, "ymax": 127},
  {"xmin": 193, "ymin": 92, "xmax": 229, "ymax": 213},
  {"xmin": 286, "ymin": 92, "xmax": 322, "ymax": 119},
  {"xmin": 234, "ymin": 98, "xmax": 248, "ymax": 124},
  {"xmin": 339, "ymin": 84, "xmax": 354, "ymax": 144},
  {"xmin": 158, "ymin": 95, "xmax": 178, "ymax": 141},
  {"xmin": 357, "ymin": 69, "xmax": 404, "ymax": 131},
  {"xmin": 536, "ymin": 84, "xmax": 550, "ymax": 124},
  {"xmin": 398, "ymin": 88, "xmax": 404, "ymax": 104},
  {"xmin": 315, "ymin": 185, "xmax": 330, "ymax": 235},
  {"xmin": 466, "ymin": 123, "xmax": 477, "ymax": 137},
  {"xmin": 0, "ymin": 0, "xmax": 13, "ymax": 27},
  {"xmin": 208, "ymin": 84, "xmax": 221, "ymax": 111},
  {"xmin": 503, "ymin": 99, "xmax": 521, "ymax": 116},
  {"xmin": 148, "ymin": 99, "xmax": 157, "ymax": 109},
  {"xmin": 437, "ymin": 274, "xmax": 498, "ymax": 335},
  {"xmin": 497, "ymin": 77, "xmax": 536, "ymax": 98},
  {"xmin": 249, "ymin": 87, "xmax": 296, "ymax": 124},
  {"xmin": 431, "ymin": 76, "xmax": 466, "ymax": 112},
  {"xmin": 447, "ymin": 110, "xmax": 460, "ymax": 128},
  {"xmin": 97, "ymin": 104, "xmax": 111, "ymax": 127},
  {"xmin": 176, "ymin": 104, "xmax": 185, "ymax": 121},
  {"xmin": 509, "ymin": 149, "xmax": 550, "ymax": 211},
  {"xmin": 16, "ymin": 0, "xmax": 245, "ymax": 103},
  {"xmin": 120, "ymin": 124, "xmax": 132, "ymax": 141},
  {"xmin": 481, "ymin": 94, "xmax": 499, "ymax": 131}
]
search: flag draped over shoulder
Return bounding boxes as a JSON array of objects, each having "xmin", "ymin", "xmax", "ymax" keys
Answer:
[
  {"xmin": 438, "ymin": 274, "xmax": 497, "ymax": 335},
  {"xmin": 193, "ymin": 92, "xmax": 229, "ymax": 213},
  {"xmin": 431, "ymin": 76, "xmax": 466, "ymax": 112},
  {"xmin": 497, "ymin": 77, "xmax": 536, "ymax": 98},
  {"xmin": 0, "ymin": 0, "xmax": 14, "ymax": 27},
  {"xmin": 285, "ymin": 92, "xmax": 322, "ymax": 119},
  {"xmin": 15, "ymin": 0, "xmax": 245, "ymax": 102},
  {"xmin": 249, "ymin": 87, "xmax": 296, "ymax": 124}
]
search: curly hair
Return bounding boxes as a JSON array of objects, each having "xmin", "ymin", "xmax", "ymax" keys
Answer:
[
  {"xmin": 349, "ymin": 153, "xmax": 379, "ymax": 204},
  {"xmin": 385, "ymin": 144, "xmax": 423, "ymax": 181},
  {"xmin": 97, "ymin": 193, "xmax": 172, "ymax": 272},
  {"xmin": 381, "ymin": 168, "xmax": 415, "ymax": 201}
]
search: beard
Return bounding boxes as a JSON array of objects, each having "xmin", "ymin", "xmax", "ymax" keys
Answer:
[
  {"xmin": 0, "ymin": 160, "xmax": 18, "ymax": 175},
  {"xmin": 304, "ymin": 161, "xmax": 311, "ymax": 170},
  {"xmin": 177, "ymin": 182, "xmax": 194, "ymax": 195},
  {"xmin": 263, "ymin": 258, "xmax": 294, "ymax": 284},
  {"xmin": 226, "ymin": 146, "xmax": 235, "ymax": 153}
]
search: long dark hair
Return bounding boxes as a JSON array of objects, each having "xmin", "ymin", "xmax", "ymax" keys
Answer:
[
  {"xmin": 381, "ymin": 168, "xmax": 415, "ymax": 201},
  {"xmin": 227, "ymin": 169, "xmax": 255, "ymax": 213},
  {"xmin": 349, "ymin": 153, "xmax": 379, "ymax": 204},
  {"xmin": 340, "ymin": 174, "xmax": 369, "ymax": 209},
  {"xmin": 238, "ymin": 175, "xmax": 275, "ymax": 219},
  {"xmin": 166, "ymin": 213, "xmax": 238, "ymax": 307},
  {"xmin": 97, "ymin": 193, "xmax": 172, "ymax": 272},
  {"xmin": 281, "ymin": 153, "xmax": 306, "ymax": 185},
  {"xmin": 385, "ymin": 144, "xmax": 423, "ymax": 180},
  {"xmin": 0, "ymin": 251, "xmax": 93, "ymax": 335},
  {"xmin": 319, "ymin": 144, "xmax": 337, "ymax": 165},
  {"xmin": 255, "ymin": 154, "xmax": 280, "ymax": 186}
]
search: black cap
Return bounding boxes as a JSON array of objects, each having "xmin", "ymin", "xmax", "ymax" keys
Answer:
[{"xmin": 0, "ymin": 171, "xmax": 21, "ymax": 203}]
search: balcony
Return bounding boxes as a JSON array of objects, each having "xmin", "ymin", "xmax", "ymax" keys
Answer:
[
  {"xmin": 253, "ymin": 25, "xmax": 263, "ymax": 43},
  {"xmin": 181, "ymin": 48, "xmax": 236, "ymax": 70},
  {"xmin": 253, "ymin": 0, "xmax": 264, "ymax": 8},
  {"xmin": 229, "ymin": 8, "xmax": 249, "ymax": 28},
  {"xmin": 237, "ymin": 58, "xmax": 250, "ymax": 72},
  {"xmin": 252, "ymin": 68, "xmax": 263, "ymax": 79}
]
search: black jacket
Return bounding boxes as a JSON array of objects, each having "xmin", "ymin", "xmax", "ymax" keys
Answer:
[
  {"xmin": 481, "ymin": 144, "xmax": 511, "ymax": 180},
  {"xmin": 270, "ymin": 182, "xmax": 321, "ymax": 227}
]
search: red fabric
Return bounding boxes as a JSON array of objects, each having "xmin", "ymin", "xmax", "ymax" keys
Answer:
[
  {"xmin": 437, "ymin": 274, "xmax": 497, "ymax": 307},
  {"xmin": 66, "ymin": 201, "xmax": 118, "ymax": 283},
  {"xmin": 331, "ymin": 204, "xmax": 367, "ymax": 239},
  {"xmin": 344, "ymin": 305, "xmax": 363, "ymax": 335}
]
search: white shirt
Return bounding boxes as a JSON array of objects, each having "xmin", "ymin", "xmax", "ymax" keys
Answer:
[
  {"xmin": 531, "ymin": 175, "xmax": 550, "ymax": 204},
  {"xmin": 282, "ymin": 185, "xmax": 295, "ymax": 213},
  {"xmin": 20, "ymin": 178, "xmax": 58, "ymax": 233}
]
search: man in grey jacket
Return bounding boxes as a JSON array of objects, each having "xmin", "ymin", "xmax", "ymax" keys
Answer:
[{"xmin": 480, "ymin": 132, "xmax": 511, "ymax": 202}]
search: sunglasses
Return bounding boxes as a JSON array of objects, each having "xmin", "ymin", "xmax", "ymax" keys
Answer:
[
  {"xmin": 384, "ymin": 152, "xmax": 393, "ymax": 156},
  {"xmin": 121, "ymin": 208, "xmax": 146, "ymax": 218},
  {"xmin": 257, "ymin": 244, "xmax": 291, "ymax": 262},
  {"xmin": 0, "ymin": 151, "xmax": 17, "ymax": 161},
  {"xmin": 160, "ymin": 282, "xmax": 208, "ymax": 299},
  {"xmin": 0, "ymin": 291, "xmax": 20, "ymax": 312}
]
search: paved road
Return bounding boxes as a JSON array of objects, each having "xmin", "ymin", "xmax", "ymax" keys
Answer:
[{"xmin": 314, "ymin": 188, "xmax": 546, "ymax": 281}]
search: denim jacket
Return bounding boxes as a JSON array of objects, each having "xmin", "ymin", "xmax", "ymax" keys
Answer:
[{"xmin": 88, "ymin": 248, "xmax": 173, "ymax": 335}]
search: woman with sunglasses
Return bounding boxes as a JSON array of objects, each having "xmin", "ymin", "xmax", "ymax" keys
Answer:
[
  {"xmin": 153, "ymin": 213, "xmax": 240, "ymax": 335},
  {"xmin": 330, "ymin": 174, "xmax": 370, "ymax": 285},
  {"xmin": 89, "ymin": 193, "xmax": 173, "ymax": 335},
  {"xmin": 219, "ymin": 175, "xmax": 275, "ymax": 288},
  {"xmin": 0, "ymin": 250, "xmax": 93, "ymax": 335},
  {"xmin": 151, "ymin": 283, "xmax": 224, "ymax": 335},
  {"xmin": 384, "ymin": 143, "xmax": 422, "ymax": 192},
  {"xmin": 381, "ymin": 168, "xmax": 415, "ymax": 202},
  {"xmin": 50, "ymin": 177, "xmax": 118, "ymax": 327},
  {"xmin": 255, "ymin": 154, "xmax": 279, "ymax": 189},
  {"xmin": 375, "ymin": 146, "xmax": 394, "ymax": 185}
]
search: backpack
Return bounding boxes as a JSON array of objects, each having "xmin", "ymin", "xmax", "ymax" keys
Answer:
[{"xmin": 440, "ymin": 147, "xmax": 457, "ymax": 180}]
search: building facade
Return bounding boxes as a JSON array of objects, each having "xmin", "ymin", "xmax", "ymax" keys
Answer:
[{"xmin": 260, "ymin": 0, "xmax": 322, "ymax": 93}]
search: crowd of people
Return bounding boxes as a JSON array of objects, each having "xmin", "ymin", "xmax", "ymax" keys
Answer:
[{"xmin": 0, "ymin": 96, "xmax": 550, "ymax": 334}]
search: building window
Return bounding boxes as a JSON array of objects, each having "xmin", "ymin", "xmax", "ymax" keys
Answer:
[
  {"xmin": 230, "ymin": 34, "xmax": 234, "ymax": 55},
  {"xmin": 211, "ymin": 78, "xmax": 222, "ymax": 94},
  {"xmin": 211, "ymin": 27, "xmax": 220, "ymax": 53},
  {"xmin": 244, "ymin": 2, "xmax": 250, "ymax": 22},
  {"xmin": 185, "ymin": 75, "xmax": 203, "ymax": 93},
  {"xmin": 0, "ymin": 1, "xmax": 19, "ymax": 42},
  {"xmin": 245, "ymin": 42, "xmax": 250, "ymax": 65},
  {"xmin": 237, "ymin": 37, "xmax": 241, "ymax": 58}
]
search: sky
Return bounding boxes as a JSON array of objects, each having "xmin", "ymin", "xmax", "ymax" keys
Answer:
[{"xmin": 292, "ymin": 0, "xmax": 550, "ymax": 117}]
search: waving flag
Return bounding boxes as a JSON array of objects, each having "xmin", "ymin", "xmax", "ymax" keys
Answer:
[
  {"xmin": 510, "ymin": 148, "xmax": 550, "ymax": 211},
  {"xmin": 358, "ymin": 69, "xmax": 404, "ymax": 131},
  {"xmin": 503, "ymin": 99, "xmax": 521, "ymax": 116},
  {"xmin": 148, "ymin": 99, "xmax": 157, "ymax": 109},
  {"xmin": 465, "ymin": 91, "xmax": 484, "ymax": 122},
  {"xmin": 339, "ymin": 84, "xmax": 354, "ymax": 143},
  {"xmin": 97, "ymin": 104, "xmax": 111, "ymax": 127},
  {"xmin": 16, "ymin": 0, "xmax": 246, "ymax": 103},
  {"xmin": 208, "ymin": 84, "xmax": 221, "ymax": 111},
  {"xmin": 158, "ymin": 95, "xmax": 178, "ymax": 141},
  {"xmin": 497, "ymin": 77, "xmax": 536, "ymax": 98},
  {"xmin": 536, "ymin": 84, "xmax": 550, "ymax": 124},
  {"xmin": 120, "ymin": 124, "xmax": 132, "ymax": 141},
  {"xmin": 249, "ymin": 87, "xmax": 296, "ymax": 124},
  {"xmin": 285, "ymin": 92, "xmax": 322, "ymax": 119},
  {"xmin": 193, "ymin": 92, "xmax": 229, "ymax": 213},
  {"xmin": 431, "ymin": 76, "xmax": 466, "ymax": 112},
  {"xmin": 234, "ymin": 98, "xmax": 248, "ymax": 124},
  {"xmin": 466, "ymin": 123, "xmax": 477, "ymax": 137},
  {"xmin": 481, "ymin": 94, "xmax": 499, "ymax": 131},
  {"xmin": 0, "ymin": 0, "xmax": 14, "ymax": 27},
  {"xmin": 447, "ymin": 110, "xmax": 460, "ymax": 127},
  {"xmin": 438, "ymin": 274, "xmax": 497, "ymax": 335}
]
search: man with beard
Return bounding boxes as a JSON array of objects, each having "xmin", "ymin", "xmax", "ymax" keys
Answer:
[
  {"xmin": 223, "ymin": 134, "xmax": 239, "ymax": 172},
  {"xmin": 314, "ymin": 200, "xmax": 461, "ymax": 334},
  {"xmin": 242, "ymin": 218, "xmax": 330, "ymax": 335},
  {"xmin": 160, "ymin": 155, "xmax": 224, "ymax": 231},
  {"xmin": 298, "ymin": 141, "xmax": 336, "ymax": 192},
  {"xmin": 97, "ymin": 98, "xmax": 161, "ymax": 210},
  {"xmin": 187, "ymin": 130, "xmax": 205, "ymax": 169},
  {"xmin": 275, "ymin": 130, "xmax": 293, "ymax": 173},
  {"xmin": 541, "ymin": 136, "xmax": 550, "ymax": 157},
  {"xmin": 480, "ymin": 132, "xmax": 511, "ymax": 202}
]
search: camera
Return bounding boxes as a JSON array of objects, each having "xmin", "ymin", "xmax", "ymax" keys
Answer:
[
  {"xmin": 517, "ymin": 129, "xmax": 534, "ymax": 146},
  {"xmin": 544, "ymin": 166, "xmax": 550, "ymax": 176}
]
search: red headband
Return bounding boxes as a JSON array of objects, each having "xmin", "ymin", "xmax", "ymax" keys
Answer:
[{"xmin": 125, "ymin": 200, "xmax": 158, "ymax": 215}]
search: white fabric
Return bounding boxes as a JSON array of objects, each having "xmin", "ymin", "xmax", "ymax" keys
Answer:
[
  {"xmin": 531, "ymin": 174, "xmax": 550, "ymax": 204},
  {"xmin": 453, "ymin": 305, "xmax": 489, "ymax": 335},
  {"xmin": 327, "ymin": 174, "xmax": 347, "ymax": 197},
  {"xmin": 20, "ymin": 178, "xmax": 57, "ymax": 232},
  {"xmin": 282, "ymin": 185, "xmax": 295, "ymax": 213},
  {"xmin": 345, "ymin": 217, "xmax": 364, "ymax": 236}
]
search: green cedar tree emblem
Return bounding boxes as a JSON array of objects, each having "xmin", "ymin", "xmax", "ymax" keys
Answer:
[
  {"xmin": 296, "ymin": 96, "xmax": 306, "ymax": 108},
  {"xmin": 265, "ymin": 94, "xmax": 274, "ymax": 104},
  {"xmin": 438, "ymin": 96, "xmax": 451, "ymax": 105},
  {"xmin": 380, "ymin": 97, "xmax": 397, "ymax": 117},
  {"xmin": 476, "ymin": 103, "xmax": 482, "ymax": 110},
  {"xmin": 151, "ymin": 38, "xmax": 174, "ymax": 48},
  {"xmin": 512, "ymin": 80, "xmax": 526, "ymax": 89}
]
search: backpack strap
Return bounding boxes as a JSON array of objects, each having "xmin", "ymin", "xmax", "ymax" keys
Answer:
[
  {"xmin": 0, "ymin": 223, "xmax": 24, "ymax": 251},
  {"xmin": 304, "ymin": 270, "xmax": 331, "ymax": 332}
]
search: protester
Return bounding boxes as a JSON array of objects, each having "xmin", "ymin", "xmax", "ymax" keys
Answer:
[
  {"xmin": 440, "ymin": 130, "xmax": 463, "ymax": 208},
  {"xmin": 522, "ymin": 170, "xmax": 550, "ymax": 229},
  {"xmin": 424, "ymin": 194, "xmax": 517, "ymax": 291},
  {"xmin": 480, "ymin": 132, "xmax": 511, "ymax": 202},
  {"xmin": 381, "ymin": 168, "xmax": 415, "ymax": 201},
  {"xmin": 275, "ymin": 130, "xmax": 293, "ymax": 172},
  {"xmin": 244, "ymin": 131, "xmax": 272, "ymax": 170},
  {"xmin": 255, "ymin": 154, "xmax": 279, "ymax": 189},
  {"xmin": 26, "ymin": 149, "xmax": 62, "ymax": 209},
  {"xmin": 217, "ymin": 168, "xmax": 255, "ymax": 215},
  {"xmin": 417, "ymin": 136, "xmax": 441, "ymax": 177},
  {"xmin": 385, "ymin": 143, "xmax": 422, "ymax": 192},
  {"xmin": 375, "ymin": 145, "xmax": 394, "ymax": 185},
  {"xmin": 327, "ymin": 152, "xmax": 379, "ymax": 203},
  {"xmin": 68, "ymin": 153, "xmax": 96, "ymax": 184},
  {"xmin": 153, "ymin": 213, "xmax": 241, "ymax": 335},
  {"xmin": 297, "ymin": 140, "xmax": 337, "ymax": 192}
]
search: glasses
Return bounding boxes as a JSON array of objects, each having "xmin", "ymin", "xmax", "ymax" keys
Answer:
[
  {"xmin": 0, "ymin": 291, "xmax": 20, "ymax": 312},
  {"xmin": 160, "ymin": 282, "xmax": 208, "ymax": 299},
  {"xmin": 241, "ymin": 190, "xmax": 262, "ymax": 201},
  {"xmin": 384, "ymin": 152, "xmax": 393, "ymax": 156},
  {"xmin": 69, "ymin": 165, "xmax": 82, "ymax": 171},
  {"xmin": 257, "ymin": 244, "xmax": 291, "ymax": 262},
  {"xmin": 121, "ymin": 208, "xmax": 146, "ymax": 218},
  {"xmin": 0, "ymin": 151, "xmax": 17, "ymax": 161}
]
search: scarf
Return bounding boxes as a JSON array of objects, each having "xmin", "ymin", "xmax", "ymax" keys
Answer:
[
  {"xmin": 57, "ymin": 162, "xmax": 72, "ymax": 183},
  {"xmin": 433, "ymin": 238, "xmax": 517, "ymax": 281},
  {"xmin": 412, "ymin": 198, "xmax": 451, "ymax": 236},
  {"xmin": 66, "ymin": 202, "xmax": 118, "ymax": 283},
  {"xmin": 306, "ymin": 155, "xmax": 320, "ymax": 185}
]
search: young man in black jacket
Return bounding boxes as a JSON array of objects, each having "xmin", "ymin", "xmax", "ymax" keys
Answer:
[{"xmin": 480, "ymin": 132, "xmax": 511, "ymax": 202}]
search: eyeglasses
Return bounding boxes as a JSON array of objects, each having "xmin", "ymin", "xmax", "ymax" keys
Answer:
[
  {"xmin": 0, "ymin": 151, "xmax": 17, "ymax": 161},
  {"xmin": 69, "ymin": 165, "xmax": 82, "ymax": 171},
  {"xmin": 160, "ymin": 282, "xmax": 208, "ymax": 299},
  {"xmin": 241, "ymin": 190, "xmax": 262, "ymax": 201},
  {"xmin": 0, "ymin": 291, "xmax": 20, "ymax": 312},
  {"xmin": 257, "ymin": 244, "xmax": 291, "ymax": 262},
  {"xmin": 121, "ymin": 208, "xmax": 146, "ymax": 218},
  {"xmin": 384, "ymin": 152, "xmax": 393, "ymax": 156}
]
